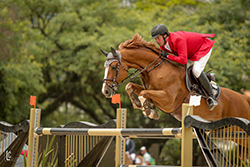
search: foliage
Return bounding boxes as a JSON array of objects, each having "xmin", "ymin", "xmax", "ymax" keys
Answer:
[
  {"xmin": 37, "ymin": 135, "xmax": 58, "ymax": 167},
  {"xmin": 2, "ymin": 0, "xmax": 249, "ymax": 124},
  {"xmin": 23, "ymin": 135, "xmax": 58, "ymax": 167},
  {"xmin": 159, "ymin": 139, "xmax": 181, "ymax": 165},
  {"xmin": 1, "ymin": 0, "xmax": 250, "ymax": 165},
  {"xmin": 0, "ymin": 0, "xmax": 45, "ymax": 123},
  {"xmin": 194, "ymin": 0, "xmax": 250, "ymax": 91}
]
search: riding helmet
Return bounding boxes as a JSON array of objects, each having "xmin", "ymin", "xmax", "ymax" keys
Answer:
[{"xmin": 151, "ymin": 24, "xmax": 170, "ymax": 39}]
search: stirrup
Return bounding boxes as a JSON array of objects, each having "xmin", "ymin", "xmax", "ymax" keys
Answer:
[{"xmin": 206, "ymin": 97, "xmax": 218, "ymax": 111}]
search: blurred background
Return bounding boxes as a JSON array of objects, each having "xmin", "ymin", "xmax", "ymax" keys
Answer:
[{"xmin": 1, "ymin": 0, "xmax": 250, "ymax": 166}]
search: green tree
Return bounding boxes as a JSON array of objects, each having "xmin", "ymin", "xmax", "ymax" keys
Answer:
[
  {"xmin": 0, "ymin": 1, "xmax": 44, "ymax": 123},
  {"xmin": 194, "ymin": 0, "xmax": 250, "ymax": 91},
  {"xmin": 1, "ymin": 0, "xmax": 250, "ymax": 165}
]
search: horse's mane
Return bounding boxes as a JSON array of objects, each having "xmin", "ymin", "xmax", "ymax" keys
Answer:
[{"xmin": 118, "ymin": 33, "xmax": 161, "ymax": 55}]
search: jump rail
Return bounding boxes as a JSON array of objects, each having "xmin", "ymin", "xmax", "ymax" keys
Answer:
[{"xmin": 35, "ymin": 127, "xmax": 182, "ymax": 137}]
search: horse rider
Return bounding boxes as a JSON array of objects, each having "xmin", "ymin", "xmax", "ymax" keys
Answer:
[
  {"xmin": 125, "ymin": 137, "xmax": 136, "ymax": 164},
  {"xmin": 151, "ymin": 24, "xmax": 218, "ymax": 110}
]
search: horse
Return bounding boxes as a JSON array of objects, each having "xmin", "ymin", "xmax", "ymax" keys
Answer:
[
  {"xmin": 101, "ymin": 33, "xmax": 250, "ymax": 163},
  {"xmin": 101, "ymin": 33, "xmax": 250, "ymax": 122},
  {"xmin": 101, "ymin": 33, "xmax": 250, "ymax": 121}
]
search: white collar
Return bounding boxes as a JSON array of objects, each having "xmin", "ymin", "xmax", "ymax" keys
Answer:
[{"xmin": 164, "ymin": 41, "xmax": 171, "ymax": 52}]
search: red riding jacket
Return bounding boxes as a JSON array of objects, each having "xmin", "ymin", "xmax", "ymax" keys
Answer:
[{"xmin": 160, "ymin": 31, "xmax": 215, "ymax": 64}]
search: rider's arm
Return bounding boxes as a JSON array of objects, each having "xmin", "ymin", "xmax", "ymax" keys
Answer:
[{"xmin": 165, "ymin": 38, "xmax": 188, "ymax": 64}]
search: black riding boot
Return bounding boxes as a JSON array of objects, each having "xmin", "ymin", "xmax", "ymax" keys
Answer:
[{"xmin": 197, "ymin": 72, "xmax": 218, "ymax": 110}]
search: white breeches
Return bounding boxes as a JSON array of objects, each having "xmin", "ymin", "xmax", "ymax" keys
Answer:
[
  {"xmin": 130, "ymin": 153, "xmax": 136, "ymax": 161},
  {"xmin": 187, "ymin": 48, "xmax": 213, "ymax": 78}
]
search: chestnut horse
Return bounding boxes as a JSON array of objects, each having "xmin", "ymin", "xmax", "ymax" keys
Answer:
[{"xmin": 101, "ymin": 33, "xmax": 250, "ymax": 122}]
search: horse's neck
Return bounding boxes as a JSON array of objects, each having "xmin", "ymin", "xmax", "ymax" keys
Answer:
[
  {"xmin": 121, "ymin": 49, "xmax": 186, "ymax": 89},
  {"xmin": 121, "ymin": 49, "xmax": 160, "ymax": 70}
]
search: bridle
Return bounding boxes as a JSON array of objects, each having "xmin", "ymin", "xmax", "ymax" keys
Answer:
[
  {"xmin": 103, "ymin": 53, "xmax": 164, "ymax": 92},
  {"xmin": 103, "ymin": 57, "xmax": 129, "ymax": 91}
]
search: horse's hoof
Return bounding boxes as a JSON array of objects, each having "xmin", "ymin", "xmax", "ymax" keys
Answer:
[
  {"xmin": 148, "ymin": 109, "xmax": 159, "ymax": 120},
  {"xmin": 142, "ymin": 107, "xmax": 152, "ymax": 117}
]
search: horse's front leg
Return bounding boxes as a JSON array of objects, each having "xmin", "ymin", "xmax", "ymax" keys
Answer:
[
  {"xmin": 138, "ymin": 89, "xmax": 175, "ymax": 120},
  {"xmin": 125, "ymin": 83, "xmax": 145, "ymax": 109},
  {"xmin": 125, "ymin": 83, "xmax": 160, "ymax": 120}
]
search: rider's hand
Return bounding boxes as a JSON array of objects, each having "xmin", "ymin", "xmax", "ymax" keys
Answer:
[{"xmin": 161, "ymin": 50, "xmax": 169, "ymax": 58}]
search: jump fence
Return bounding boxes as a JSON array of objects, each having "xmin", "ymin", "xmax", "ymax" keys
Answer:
[
  {"xmin": 0, "ymin": 103, "xmax": 250, "ymax": 167},
  {"xmin": 27, "ymin": 104, "xmax": 194, "ymax": 167}
]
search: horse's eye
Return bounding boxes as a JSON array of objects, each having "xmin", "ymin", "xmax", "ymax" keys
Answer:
[{"xmin": 111, "ymin": 65, "xmax": 116, "ymax": 69}]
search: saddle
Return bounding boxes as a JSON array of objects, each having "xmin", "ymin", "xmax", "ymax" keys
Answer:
[{"xmin": 186, "ymin": 65, "xmax": 221, "ymax": 99}]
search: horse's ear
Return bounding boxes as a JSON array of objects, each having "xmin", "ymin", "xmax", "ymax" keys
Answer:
[
  {"xmin": 100, "ymin": 48, "xmax": 109, "ymax": 57},
  {"xmin": 111, "ymin": 47, "xmax": 118, "ymax": 58}
]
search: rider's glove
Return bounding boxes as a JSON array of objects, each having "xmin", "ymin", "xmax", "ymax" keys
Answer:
[{"xmin": 161, "ymin": 50, "xmax": 169, "ymax": 58}]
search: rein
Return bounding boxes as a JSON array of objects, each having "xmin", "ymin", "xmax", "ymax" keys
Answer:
[
  {"xmin": 116, "ymin": 56, "xmax": 164, "ymax": 88},
  {"xmin": 104, "ymin": 53, "xmax": 185, "ymax": 92}
]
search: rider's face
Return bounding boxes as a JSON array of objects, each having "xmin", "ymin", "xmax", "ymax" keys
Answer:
[
  {"xmin": 155, "ymin": 34, "xmax": 168, "ymax": 46},
  {"xmin": 155, "ymin": 35, "xmax": 164, "ymax": 46}
]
